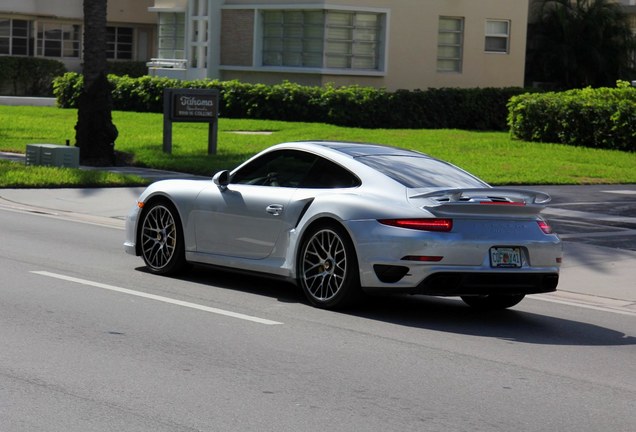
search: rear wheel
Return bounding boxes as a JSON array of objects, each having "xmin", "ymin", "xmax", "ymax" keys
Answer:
[
  {"xmin": 139, "ymin": 201, "xmax": 186, "ymax": 275},
  {"xmin": 299, "ymin": 223, "xmax": 360, "ymax": 309},
  {"xmin": 461, "ymin": 294, "xmax": 525, "ymax": 310}
]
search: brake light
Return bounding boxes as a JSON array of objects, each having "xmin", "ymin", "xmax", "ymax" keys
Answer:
[
  {"xmin": 537, "ymin": 220, "xmax": 553, "ymax": 234},
  {"xmin": 379, "ymin": 218, "xmax": 453, "ymax": 232}
]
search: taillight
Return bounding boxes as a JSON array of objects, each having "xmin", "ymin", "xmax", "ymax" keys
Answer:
[
  {"xmin": 378, "ymin": 218, "xmax": 453, "ymax": 232},
  {"xmin": 537, "ymin": 220, "xmax": 553, "ymax": 234}
]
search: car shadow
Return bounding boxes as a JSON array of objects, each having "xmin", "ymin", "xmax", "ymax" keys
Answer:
[
  {"xmin": 141, "ymin": 265, "xmax": 635, "ymax": 348},
  {"xmin": 348, "ymin": 294, "xmax": 636, "ymax": 347}
]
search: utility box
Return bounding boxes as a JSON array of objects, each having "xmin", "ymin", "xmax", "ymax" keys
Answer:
[{"xmin": 25, "ymin": 144, "xmax": 79, "ymax": 168}]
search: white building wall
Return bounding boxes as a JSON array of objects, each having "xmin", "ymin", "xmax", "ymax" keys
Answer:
[
  {"xmin": 2, "ymin": 0, "xmax": 155, "ymax": 23},
  {"xmin": 1, "ymin": 0, "xmax": 156, "ymax": 73},
  {"xmin": 1, "ymin": 0, "xmax": 82, "ymax": 18}
]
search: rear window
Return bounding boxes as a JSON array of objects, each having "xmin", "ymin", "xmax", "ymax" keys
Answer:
[{"xmin": 356, "ymin": 155, "xmax": 488, "ymax": 189}]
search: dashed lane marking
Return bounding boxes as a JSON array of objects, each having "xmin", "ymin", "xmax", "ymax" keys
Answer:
[{"xmin": 31, "ymin": 271, "xmax": 284, "ymax": 326}]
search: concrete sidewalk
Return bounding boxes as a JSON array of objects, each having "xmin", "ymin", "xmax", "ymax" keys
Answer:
[
  {"xmin": 0, "ymin": 96, "xmax": 56, "ymax": 107},
  {"xmin": 0, "ymin": 151, "xmax": 209, "ymax": 182},
  {"xmin": 0, "ymin": 186, "xmax": 634, "ymax": 312}
]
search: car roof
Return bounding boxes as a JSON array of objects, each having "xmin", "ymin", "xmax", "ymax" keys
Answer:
[{"xmin": 290, "ymin": 141, "xmax": 430, "ymax": 158}]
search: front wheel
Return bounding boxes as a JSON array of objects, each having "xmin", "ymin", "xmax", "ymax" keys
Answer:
[
  {"xmin": 461, "ymin": 294, "xmax": 525, "ymax": 310},
  {"xmin": 139, "ymin": 201, "xmax": 186, "ymax": 275},
  {"xmin": 299, "ymin": 223, "xmax": 360, "ymax": 309}
]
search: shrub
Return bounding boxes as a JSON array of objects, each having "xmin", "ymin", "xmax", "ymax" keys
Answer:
[
  {"xmin": 107, "ymin": 61, "xmax": 148, "ymax": 78},
  {"xmin": 508, "ymin": 81, "xmax": 636, "ymax": 151},
  {"xmin": 53, "ymin": 72, "xmax": 527, "ymax": 131},
  {"xmin": 0, "ymin": 57, "xmax": 66, "ymax": 96},
  {"xmin": 52, "ymin": 72, "xmax": 83, "ymax": 108}
]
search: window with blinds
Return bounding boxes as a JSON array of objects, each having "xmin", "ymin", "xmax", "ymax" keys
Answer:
[
  {"xmin": 158, "ymin": 12, "xmax": 186, "ymax": 59},
  {"xmin": 262, "ymin": 9, "xmax": 383, "ymax": 70},
  {"xmin": 485, "ymin": 20, "xmax": 510, "ymax": 53},
  {"xmin": 437, "ymin": 17, "xmax": 464, "ymax": 72}
]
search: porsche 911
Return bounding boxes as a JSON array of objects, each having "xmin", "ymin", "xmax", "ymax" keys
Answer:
[{"xmin": 124, "ymin": 141, "xmax": 561, "ymax": 310}]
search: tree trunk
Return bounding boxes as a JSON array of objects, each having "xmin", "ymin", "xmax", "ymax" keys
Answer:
[{"xmin": 75, "ymin": 0, "xmax": 118, "ymax": 166}]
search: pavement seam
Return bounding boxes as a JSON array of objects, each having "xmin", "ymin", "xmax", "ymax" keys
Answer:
[{"xmin": 0, "ymin": 198, "xmax": 124, "ymax": 229}]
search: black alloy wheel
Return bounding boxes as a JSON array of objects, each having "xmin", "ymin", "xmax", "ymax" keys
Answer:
[
  {"xmin": 139, "ymin": 201, "xmax": 186, "ymax": 275},
  {"xmin": 299, "ymin": 223, "xmax": 361, "ymax": 309}
]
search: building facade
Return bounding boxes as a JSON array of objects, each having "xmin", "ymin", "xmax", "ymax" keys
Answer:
[
  {"xmin": 3, "ymin": 1, "xmax": 635, "ymax": 90},
  {"xmin": 0, "ymin": 0, "xmax": 156, "ymax": 72},
  {"xmin": 147, "ymin": 0, "xmax": 530, "ymax": 90}
]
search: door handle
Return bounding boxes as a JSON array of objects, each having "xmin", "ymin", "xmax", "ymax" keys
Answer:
[{"xmin": 266, "ymin": 204, "xmax": 284, "ymax": 216}]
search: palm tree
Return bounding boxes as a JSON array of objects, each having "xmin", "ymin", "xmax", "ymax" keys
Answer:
[
  {"xmin": 526, "ymin": 0, "xmax": 636, "ymax": 89},
  {"xmin": 75, "ymin": 0, "xmax": 118, "ymax": 166}
]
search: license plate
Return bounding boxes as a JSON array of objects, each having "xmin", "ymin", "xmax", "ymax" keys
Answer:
[{"xmin": 490, "ymin": 247, "xmax": 522, "ymax": 268}]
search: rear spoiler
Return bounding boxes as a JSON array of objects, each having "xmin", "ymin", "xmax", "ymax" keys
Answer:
[
  {"xmin": 409, "ymin": 188, "xmax": 552, "ymax": 216},
  {"xmin": 410, "ymin": 188, "xmax": 551, "ymax": 204}
]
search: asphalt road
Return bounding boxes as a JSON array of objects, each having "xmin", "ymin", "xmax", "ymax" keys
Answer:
[
  {"xmin": 1, "ymin": 194, "xmax": 635, "ymax": 432},
  {"xmin": 539, "ymin": 184, "xmax": 636, "ymax": 251}
]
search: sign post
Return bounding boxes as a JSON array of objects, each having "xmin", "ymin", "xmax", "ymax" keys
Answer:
[{"xmin": 163, "ymin": 88, "xmax": 219, "ymax": 155}]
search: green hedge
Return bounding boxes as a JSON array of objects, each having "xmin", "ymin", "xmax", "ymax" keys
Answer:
[
  {"xmin": 106, "ymin": 61, "xmax": 148, "ymax": 78},
  {"xmin": 53, "ymin": 72, "xmax": 526, "ymax": 131},
  {"xmin": 508, "ymin": 82, "xmax": 636, "ymax": 152},
  {"xmin": 0, "ymin": 57, "xmax": 66, "ymax": 96}
]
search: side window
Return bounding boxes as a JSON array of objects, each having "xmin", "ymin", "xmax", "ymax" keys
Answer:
[
  {"xmin": 231, "ymin": 150, "xmax": 317, "ymax": 187},
  {"xmin": 485, "ymin": 20, "xmax": 510, "ymax": 54},
  {"xmin": 437, "ymin": 16, "xmax": 464, "ymax": 72},
  {"xmin": 300, "ymin": 157, "xmax": 360, "ymax": 189}
]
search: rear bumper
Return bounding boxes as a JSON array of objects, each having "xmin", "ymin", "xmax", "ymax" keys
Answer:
[
  {"xmin": 365, "ymin": 270, "xmax": 559, "ymax": 296},
  {"xmin": 346, "ymin": 218, "xmax": 562, "ymax": 294},
  {"xmin": 413, "ymin": 271, "xmax": 558, "ymax": 296}
]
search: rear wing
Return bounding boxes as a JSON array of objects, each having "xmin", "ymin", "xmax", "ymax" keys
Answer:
[{"xmin": 409, "ymin": 188, "xmax": 552, "ymax": 216}]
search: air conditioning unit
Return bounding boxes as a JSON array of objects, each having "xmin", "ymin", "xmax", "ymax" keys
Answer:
[{"xmin": 25, "ymin": 144, "xmax": 79, "ymax": 168}]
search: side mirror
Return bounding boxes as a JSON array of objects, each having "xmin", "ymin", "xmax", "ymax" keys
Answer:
[{"xmin": 212, "ymin": 170, "xmax": 230, "ymax": 190}]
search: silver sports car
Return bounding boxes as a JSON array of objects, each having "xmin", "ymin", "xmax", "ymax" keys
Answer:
[{"xmin": 124, "ymin": 141, "xmax": 561, "ymax": 310}]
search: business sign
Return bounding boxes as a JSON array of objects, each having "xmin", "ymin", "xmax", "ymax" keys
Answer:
[
  {"xmin": 163, "ymin": 88, "xmax": 220, "ymax": 154},
  {"xmin": 171, "ymin": 92, "xmax": 217, "ymax": 121}
]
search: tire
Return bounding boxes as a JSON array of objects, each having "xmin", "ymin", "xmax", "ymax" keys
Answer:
[
  {"xmin": 461, "ymin": 294, "xmax": 525, "ymax": 310},
  {"xmin": 139, "ymin": 201, "xmax": 186, "ymax": 275},
  {"xmin": 298, "ymin": 223, "xmax": 360, "ymax": 309}
]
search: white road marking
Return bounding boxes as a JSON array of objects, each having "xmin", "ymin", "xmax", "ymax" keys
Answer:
[
  {"xmin": 558, "ymin": 229, "xmax": 636, "ymax": 239},
  {"xmin": 543, "ymin": 207, "xmax": 636, "ymax": 224},
  {"xmin": 602, "ymin": 190, "xmax": 636, "ymax": 195},
  {"xmin": 533, "ymin": 293, "xmax": 636, "ymax": 317},
  {"xmin": 31, "ymin": 271, "xmax": 283, "ymax": 326}
]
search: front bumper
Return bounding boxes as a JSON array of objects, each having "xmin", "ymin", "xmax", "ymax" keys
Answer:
[{"xmin": 123, "ymin": 204, "xmax": 141, "ymax": 256}]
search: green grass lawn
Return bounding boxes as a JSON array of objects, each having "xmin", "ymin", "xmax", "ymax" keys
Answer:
[{"xmin": 1, "ymin": 105, "xmax": 635, "ymax": 187}]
